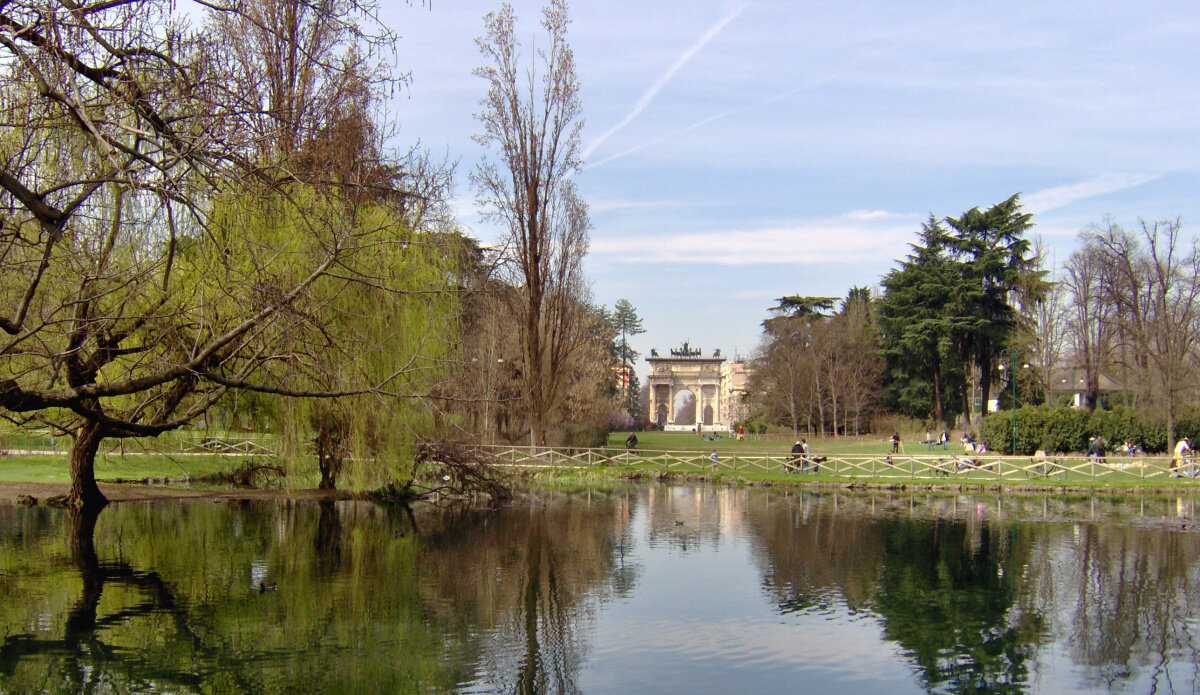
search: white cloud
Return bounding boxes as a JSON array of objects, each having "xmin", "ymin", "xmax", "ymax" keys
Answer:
[
  {"xmin": 591, "ymin": 211, "xmax": 917, "ymax": 265},
  {"xmin": 1022, "ymin": 173, "xmax": 1160, "ymax": 214},
  {"xmin": 450, "ymin": 197, "xmax": 481, "ymax": 222},
  {"xmin": 588, "ymin": 198, "xmax": 678, "ymax": 214}
]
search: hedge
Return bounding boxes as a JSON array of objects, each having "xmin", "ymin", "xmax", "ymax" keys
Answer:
[{"xmin": 981, "ymin": 405, "xmax": 1196, "ymax": 455}]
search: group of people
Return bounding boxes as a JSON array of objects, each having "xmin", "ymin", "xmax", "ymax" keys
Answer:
[
  {"xmin": 920, "ymin": 429, "xmax": 952, "ymax": 450},
  {"xmin": 787, "ymin": 439, "xmax": 822, "ymax": 473}
]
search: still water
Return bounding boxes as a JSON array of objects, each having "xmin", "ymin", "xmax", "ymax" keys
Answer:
[{"xmin": 2, "ymin": 487, "xmax": 1200, "ymax": 694}]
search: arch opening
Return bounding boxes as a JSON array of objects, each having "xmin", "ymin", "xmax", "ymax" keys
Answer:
[{"xmin": 672, "ymin": 390, "xmax": 696, "ymax": 426}]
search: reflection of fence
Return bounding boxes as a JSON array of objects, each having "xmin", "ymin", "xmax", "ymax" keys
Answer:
[{"xmin": 477, "ymin": 445, "xmax": 1196, "ymax": 484}]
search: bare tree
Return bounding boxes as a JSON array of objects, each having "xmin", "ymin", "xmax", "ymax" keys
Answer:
[
  {"xmin": 1061, "ymin": 232, "xmax": 1116, "ymax": 410},
  {"xmin": 471, "ymin": 0, "xmax": 591, "ymax": 447},
  {"xmin": 1089, "ymin": 218, "xmax": 1200, "ymax": 447},
  {"xmin": 747, "ymin": 322, "xmax": 814, "ymax": 437}
]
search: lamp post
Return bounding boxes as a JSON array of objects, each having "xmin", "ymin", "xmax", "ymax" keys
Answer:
[{"xmin": 998, "ymin": 349, "xmax": 1030, "ymax": 455}]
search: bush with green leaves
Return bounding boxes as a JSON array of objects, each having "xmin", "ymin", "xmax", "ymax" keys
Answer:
[{"xmin": 982, "ymin": 405, "xmax": 1168, "ymax": 455}]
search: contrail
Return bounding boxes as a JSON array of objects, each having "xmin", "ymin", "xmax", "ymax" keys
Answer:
[
  {"xmin": 581, "ymin": 3, "xmax": 749, "ymax": 161},
  {"xmin": 583, "ymin": 28, "xmax": 932, "ymax": 171}
]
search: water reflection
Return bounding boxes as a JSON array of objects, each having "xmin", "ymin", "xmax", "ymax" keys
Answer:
[{"xmin": 1, "ymin": 489, "xmax": 1200, "ymax": 693}]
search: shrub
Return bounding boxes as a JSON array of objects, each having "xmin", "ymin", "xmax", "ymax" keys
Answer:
[
  {"xmin": 1091, "ymin": 407, "xmax": 1144, "ymax": 450},
  {"xmin": 982, "ymin": 405, "xmax": 1053, "ymax": 455},
  {"xmin": 1041, "ymin": 407, "xmax": 1091, "ymax": 453},
  {"xmin": 560, "ymin": 425, "xmax": 608, "ymax": 449},
  {"xmin": 980, "ymin": 405, "xmax": 1191, "ymax": 455}
]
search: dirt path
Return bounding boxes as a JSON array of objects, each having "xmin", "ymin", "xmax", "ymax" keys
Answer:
[{"xmin": 0, "ymin": 481, "xmax": 358, "ymax": 504}]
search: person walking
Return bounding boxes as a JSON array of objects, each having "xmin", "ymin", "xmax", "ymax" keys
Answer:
[
  {"xmin": 1173, "ymin": 437, "xmax": 1191, "ymax": 477},
  {"xmin": 788, "ymin": 440, "xmax": 804, "ymax": 473},
  {"xmin": 891, "ymin": 432, "xmax": 901, "ymax": 454}
]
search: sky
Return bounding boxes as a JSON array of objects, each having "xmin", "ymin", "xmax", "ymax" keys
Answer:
[{"xmin": 382, "ymin": 1, "xmax": 1200, "ymax": 383}]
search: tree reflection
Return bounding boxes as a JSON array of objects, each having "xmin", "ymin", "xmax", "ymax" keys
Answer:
[
  {"xmin": 1, "ymin": 505, "xmax": 248, "ymax": 692},
  {"xmin": 748, "ymin": 491, "xmax": 1200, "ymax": 694},
  {"xmin": 748, "ymin": 493, "xmax": 1043, "ymax": 693},
  {"xmin": 412, "ymin": 491, "xmax": 639, "ymax": 694},
  {"xmin": 9, "ymin": 489, "xmax": 1200, "ymax": 693},
  {"xmin": 871, "ymin": 518, "xmax": 1042, "ymax": 693},
  {"xmin": 0, "ymin": 491, "xmax": 639, "ymax": 694}
]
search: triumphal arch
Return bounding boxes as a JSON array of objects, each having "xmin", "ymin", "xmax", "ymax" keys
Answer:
[{"xmin": 647, "ymin": 342, "xmax": 727, "ymax": 431}]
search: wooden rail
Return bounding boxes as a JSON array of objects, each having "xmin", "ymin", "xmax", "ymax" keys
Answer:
[{"xmin": 473, "ymin": 445, "xmax": 1198, "ymax": 484}]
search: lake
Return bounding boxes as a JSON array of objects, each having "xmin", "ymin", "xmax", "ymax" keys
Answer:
[{"xmin": 2, "ymin": 486, "xmax": 1199, "ymax": 694}]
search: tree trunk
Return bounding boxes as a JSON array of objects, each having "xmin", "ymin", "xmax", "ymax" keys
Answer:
[
  {"xmin": 67, "ymin": 421, "xmax": 108, "ymax": 512},
  {"xmin": 64, "ymin": 504, "xmax": 104, "ymax": 643},
  {"xmin": 978, "ymin": 361, "xmax": 992, "ymax": 417},
  {"xmin": 929, "ymin": 350, "xmax": 944, "ymax": 427}
]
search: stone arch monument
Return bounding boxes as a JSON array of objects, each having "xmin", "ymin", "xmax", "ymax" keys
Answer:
[{"xmin": 647, "ymin": 342, "xmax": 727, "ymax": 431}]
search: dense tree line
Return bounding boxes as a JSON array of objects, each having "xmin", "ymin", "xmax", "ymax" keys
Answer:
[
  {"xmin": 876, "ymin": 195, "xmax": 1046, "ymax": 429},
  {"xmin": 746, "ymin": 291, "xmax": 881, "ymax": 436},
  {"xmin": 748, "ymin": 193, "xmax": 1200, "ymax": 451},
  {"xmin": 0, "ymin": 0, "xmax": 471, "ymax": 508},
  {"xmin": 747, "ymin": 195, "xmax": 1043, "ymax": 436}
]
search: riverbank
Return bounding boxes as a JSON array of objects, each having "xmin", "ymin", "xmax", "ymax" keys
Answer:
[
  {"xmin": 6, "ymin": 452, "xmax": 1200, "ymax": 508},
  {"xmin": 514, "ymin": 466, "xmax": 1200, "ymax": 496}
]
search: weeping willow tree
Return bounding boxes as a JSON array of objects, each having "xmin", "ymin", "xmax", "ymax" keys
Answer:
[
  {"xmin": 193, "ymin": 190, "xmax": 462, "ymax": 492},
  {"xmin": 0, "ymin": 0, "xmax": 463, "ymax": 509}
]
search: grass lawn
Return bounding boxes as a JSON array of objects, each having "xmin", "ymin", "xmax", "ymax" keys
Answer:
[
  {"xmin": 0, "ymin": 453, "xmax": 264, "ymax": 484},
  {"xmin": 600, "ymin": 430, "xmax": 1199, "ymax": 490},
  {"xmin": 608, "ymin": 430, "xmax": 910, "ymax": 456}
]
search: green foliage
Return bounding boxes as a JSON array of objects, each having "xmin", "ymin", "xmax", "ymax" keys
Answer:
[
  {"xmin": 878, "ymin": 196, "xmax": 1044, "ymax": 426},
  {"xmin": 1090, "ymin": 408, "xmax": 1144, "ymax": 448},
  {"xmin": 982, "ymin": 405, "xmax": 1175, "ymax": 455},
  {"xmin": 872, "ymin": 519, "xmax": 1041, "ymax": 691},
  {"xmin": 877, "ymin": 218, "xmax": 964, "ymax": 423},
  {"xmin": 206, "ymin": 190, "xmax": 465, "ymax": 491}
]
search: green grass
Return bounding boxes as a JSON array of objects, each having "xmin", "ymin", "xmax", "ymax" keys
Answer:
[
  {"xmin": 602, "ymin": 431, "xmax": 1200, "ymax": 490},
  {"xmin": 5, "ymin": 434, "xmax": 1197, "ymax": 493},
  {"xmin": 609, "ymin": 430, "xmax": 917, "ymax": 456},
  {"xmin": 527, "ymin": 458, "xmax": 1200, "ymax": 491},
  {"xmin": 0, "ymin": 453, "xmax": 260, "ymax": 484}
]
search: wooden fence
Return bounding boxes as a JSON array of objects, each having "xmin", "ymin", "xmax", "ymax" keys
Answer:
[{"xmin": 475, "ymin": 445, "xmax": 1198, "ymax": 484}]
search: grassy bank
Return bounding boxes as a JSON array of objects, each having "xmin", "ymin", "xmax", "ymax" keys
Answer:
[
  {"xmin": 0, "ymin": 453, "xmax": 270, "ymax": 485},
  {"xmin": 516, "ymin": 462, "xmax": 1200, "ymax": 494},
  {"xmin": 609, "ymin": 430, "xmax": 936, "ymax": 456},
  {"xmin": 6, "ymin": 435, "xmax": 1200, "ymax": 496}
]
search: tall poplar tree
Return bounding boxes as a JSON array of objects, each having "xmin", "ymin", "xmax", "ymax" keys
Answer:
[{"xmin": 471, "ymin": 0, "xmax": 591, "ymax": 447}]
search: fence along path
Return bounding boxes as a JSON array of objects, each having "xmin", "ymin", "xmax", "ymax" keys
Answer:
[{"xmin": 476, "ymin": 445, "xmax": 1197, "ymax": 484}]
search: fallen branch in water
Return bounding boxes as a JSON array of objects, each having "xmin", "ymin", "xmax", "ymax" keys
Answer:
[{"xmin": 403, "ymin": 441, "xmax": 513, "ymax": 504}]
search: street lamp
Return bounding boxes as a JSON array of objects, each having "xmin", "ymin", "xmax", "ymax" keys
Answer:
[{"xmin": 998, "ymin": 350, "xmax": 1031, "ymax": 455}]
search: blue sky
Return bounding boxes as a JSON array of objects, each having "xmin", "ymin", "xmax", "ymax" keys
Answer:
[{"xmin": 385, "ymin": 1, "xmax": 1200, "ymax": 381}]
